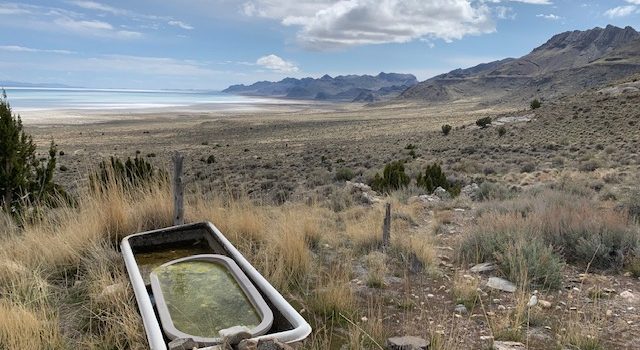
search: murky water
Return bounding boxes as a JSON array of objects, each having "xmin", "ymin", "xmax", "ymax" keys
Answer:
[
  {"xmin": 135, "ymin": 247, "xmax": 210, "ymax": 285},
  {"xmin": 154, "ymin": 260, "xmax": 261, "ymax": 338}
]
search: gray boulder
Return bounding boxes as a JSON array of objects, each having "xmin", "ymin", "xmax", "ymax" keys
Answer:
[
  {"xmin": 486, "ymin": 277, "xmax": 517, "ymax": 293},
  {"xmin": 433, "ymin": 187, "xmax": 451, "ymax": 200},
  {"xmin": 386, "ymin": 335, "xmax": 429, "ymax": 350}
]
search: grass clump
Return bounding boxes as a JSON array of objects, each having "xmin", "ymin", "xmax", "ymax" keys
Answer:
[
  {"xmin": 452, "ymin": 273, "xmax": 479, "ymax": 310},
  {"xmin": 334, "ymin": 167, "xmax": 355, "ymax": 182},
  {"xmin": 459, "ymin": 212, "xmax": 563, "ymax": 289},
  {"xmin": 365, "ymin": 252, "xmax": 387, "ymax": 288},
  {"xmin": 90, "ymin": 156, "xmax": 167, "ymax": 191}
]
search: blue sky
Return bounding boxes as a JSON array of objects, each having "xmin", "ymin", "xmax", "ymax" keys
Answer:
[{"xmin": 0, "ymin": 0, "xmax": 639, "ymax": 90}]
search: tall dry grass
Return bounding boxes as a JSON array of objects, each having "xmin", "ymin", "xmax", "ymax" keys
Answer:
[
  {"xmin": 0, "ymin": 176, "xmax": 171, "ymax": 349},
  {"xmin": 0, "ymin": 166, "xmax": 435, "ymax": 349}
]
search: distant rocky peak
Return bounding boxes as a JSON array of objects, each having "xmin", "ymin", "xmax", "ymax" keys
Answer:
[{"xmin": 533, "ymin": 25, "xmax": 639, "ymax": 52}]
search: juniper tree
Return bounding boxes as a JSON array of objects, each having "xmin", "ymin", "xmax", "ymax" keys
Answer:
[{"xmin": 0, "ymin": 91, "xmax": 61, "ymax": 213}]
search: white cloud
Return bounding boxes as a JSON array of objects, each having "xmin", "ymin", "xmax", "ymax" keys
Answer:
[
  {"xmin": 495, "ymin": 6, "xmax": 516, "ymax": 19},
  {"xmin": 0, "ymin": 3, "xmax": 31, "ymax": 15},
  {"xmin": 242, "ymin": 0, "xmax": 496, "ymax": 49},
  {"xmin": 83, "ymin": 55, "xmax": 223, "ymax": 76},
  {"xmin": 536, "ymin": 13, "xmax": 561, "ymax": 20},
  {"xmin": 604, "ymin": 5, "xmax": 637, "ymax": 18},
  {"xmin": 53, "ymin": 17, "xmax": 143, "ymax": 38},
  {"xmin": 168, "ymin": 20, "xmax": 194, "ymax": 30},
  {"xmin": 625, "ymin": 0, "xmax": 640, "ymax": 4},
  {"xmin": 256, "ymin": 54, "xmax": 299, "ymax": 73},
  {"xmin": 67, "ymin": 1, "xmax": 125, "ymax": 15},
  {"xmin": 482, "ymin": 0, "xmax": 552, "ymax": 4},
  {"xmin": 0, "ymin": 45, "xmax": 75, "ymax": 54},
  {"xmin": 508, "ymin": 0, "xmax": 552, "ymax": 4}
]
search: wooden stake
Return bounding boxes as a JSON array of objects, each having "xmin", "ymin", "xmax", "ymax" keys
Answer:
[
  {"xmin": 382, "ymin": 202, "xmax": 391, "ymax": 249},
  {"xmin": 172, "ymin": 152, "xmax": 184, "ymax": 226}
]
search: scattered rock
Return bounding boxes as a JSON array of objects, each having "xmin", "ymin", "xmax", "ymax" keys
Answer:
[
  {"xmin": 412, "ymin": 194, "xmax": 440, "ymax": 204},
  {"xmin": 470, "ymin": 262, "xmax": 496, "ymax": 273},
  {"xmin": 385, "ymin": 276, "xmax": 404, "ymax": 285},
  {"xmin": 219, "ymin": 326, "xmax": 252, "ymax": 345},
  {"xmin": 486, "ymin": 277, "xmax": 517, "ymax": 293},
  {"xmin": 493, "ymin": 341, "xmax": 526, "ymax": 350},
  {"xmin": 386, "ymin": 336, "xmax": 430, "ymax": 350},
  {"xmin": 433, "ymin": 187, "xmax": 452, "ymax": 200},
  {"xmin": 538, "ymin": 300, "xmax": 552, "ymax": 308},
  {"xmin": 168, "ymin": 338, "xmax": 198, "ymax": 350},
  {"xmin": 236, "ymin": 339, "xmax": 258, "ymax": 350},
  {"xmin": 620, "ymin": 290, "xmax": 637, "ymax": 303},
  {"xmin": 527, "ymin": 295, "xmax": 538, "ymax": 307},
  {"xmin": 606, "ymin": 309, "xmax": 613, "ymax": 317},
  {"xmin": 256, "ymin": 339, "xmax": 295, "ymax": 350},
  {"xmin": 454, "ymin": 304, "xmax": 468, "ymax": 314},
  {"xmin": 98, "ymin": 282, "xmax": 126, "ymax": 301},
  {"xmin": 461, "ymin": 183, "xmax": 480, "ymax": 200},
  {"xmin": 479, "ymin": 335, "xmax": 494, "ymax": 347},
  {"xmin": 346, "ymin": 181, "xmax": 372, "ymax": 192}
]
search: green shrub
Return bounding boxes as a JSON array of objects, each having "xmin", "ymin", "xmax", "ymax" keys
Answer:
[
  {"xmin": 442, "ymin": 124, "xmax": 452, "ymax": 136},
  {"xmin": 334, "ymin": 167, "xmax": 355, "ymax": 182},
  {"xmin": 476, "ymin": 182, "xmax": 512, "ymax": 201},
  {"xmin": 458, "ymin": 213, "xmax": 563, "ymax": 289},
  {"xmin": 530, "ymin": 99, "xmax": 541, "ymax": 110},
  {"xmin": 370, "ymin": 161, "xmax": 410, "ymax": 193},
  {"xmin": 625, "ymin": 189, "xmax": 640, "ymax": 222},
  {"xmin": 206, "ymin": 155, "xmax": 216, "ymax": 164},
  {"xmin": 475, "ymin": 117, "xmax": 492, "ymax": 128},
  {"xmin": 1, "ymin": 92, "xmax": 65, "ymax": 213},
  {"xmin": 90, "ymin": 156, "xmax": 167, "ymax": 190},
  {"xmin": 497, "ymin": 126, "xmax": 507, "ymax": 137},
  {"xmin": 535, "ymin": 193, "xmax": 636, "ymax": 269},
  {"xmin": 416, "ymin": 163, "xmax": 460, "ymax": 196},
  {"xmin": 405, "ymin": 144, "xmax": 417, "ymax": 150}
]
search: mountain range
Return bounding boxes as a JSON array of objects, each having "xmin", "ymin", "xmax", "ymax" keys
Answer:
[
  {"xmin": 222, "ymin": 72, "xmax": 418, "ymax": 102},
  {"xmin": 400, "ymin": 25, "xmax": 640, "ymax": 105},
  {"xmin": 224, "ymin": 25, "xmax": 640, "ymax": 106}
]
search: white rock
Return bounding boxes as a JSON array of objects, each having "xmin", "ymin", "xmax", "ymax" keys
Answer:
[
  {"xmin": 386, "ymin": 336, "xmax": 430, "ymax": 350},
  {"xmin": 433, "ymin": 187, "xmax": 452, "ymax": 200},
  {"xmin": 538, "ymin": 300, "xmax": 552, "ymax": 308},
  {"xmin": 219, "ymin": 325, "xmax": 251, "ymax": 345},
  {"xmin": 486, "ymin": 277, "xmax": 517, "ymax": 293},
  {"xmin": 470, "ymin": 262, "xmax": 496, "ymax": 273},
  {"xmin": 493, "ymin": 341, "xmax": 526, "ymax": 350},
  {"xmin": 620, "ymin": 290, "xmax": 637, "ymax": 303}
]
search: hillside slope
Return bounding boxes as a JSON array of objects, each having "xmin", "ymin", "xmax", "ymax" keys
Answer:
[{"xmin": 401, "ymin": 25, "xmax": 640, "ymax": 105}]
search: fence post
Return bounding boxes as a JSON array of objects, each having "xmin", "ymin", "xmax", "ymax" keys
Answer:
[
  {"xmin": 382, "ymin": 202, "xmax": 391, "ymax": 250},
  {"xmin": 172, "ymin": 152, "xmax": 184, "ymax": 226}
]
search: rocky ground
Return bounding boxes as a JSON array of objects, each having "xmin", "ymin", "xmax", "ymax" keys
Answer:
[{"xmin": 16, "ymin": 75, "xmax": 640, "ymax": 350}]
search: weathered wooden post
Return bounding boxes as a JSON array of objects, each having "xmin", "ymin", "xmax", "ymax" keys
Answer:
[
  {"xmin": 172, "ymin": 152, "xmax": 184, "ymax": 226},
  {"xmin": 382, "ymin": 202, "xmax": 391, "ymax": 250}
]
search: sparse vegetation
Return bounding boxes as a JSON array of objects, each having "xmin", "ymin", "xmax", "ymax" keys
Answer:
[
  {"xmin": 370, "ymin": 161, "xmax": 410, "ymax": 193},
  {"xmin": 335, "ymin": 167, "xmax": 355, "ymax": 181},
  {"xmin": 1, "ymin": 93, "xmax": 65, "ymax": 214},
  {"xmin": 476, "ymin": 116, "xmax": 492, "ymax": 128},
  {"xmin": 441, "ymin": 124, "xmax": 452, "ymax": 135},
  {"xmin": 90, "ymin": 156, "xmax": 167, "ymax": 190},
  {"xmin": 530, "ymin": 98, "xmax": 542, "ymax": 110},
  {"xmin": 416, "ymin": 163, "xmax": 460, "ymax": 196}
]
